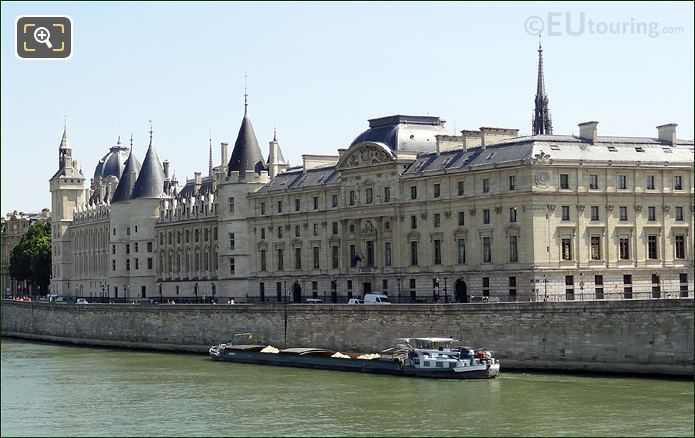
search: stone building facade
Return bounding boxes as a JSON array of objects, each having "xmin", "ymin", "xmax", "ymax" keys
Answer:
[
  {"xmin": 47, "ymin": 48, "xmax": 694, "ymax": 302},
  {"xmin": 1, "ymin": 209, "xmax": 51, "ymax": 295}
]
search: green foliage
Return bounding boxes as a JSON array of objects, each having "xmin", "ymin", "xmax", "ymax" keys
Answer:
[{"xmin": 9, "ymin": 220, "xmax": 51, "ymax": 293}]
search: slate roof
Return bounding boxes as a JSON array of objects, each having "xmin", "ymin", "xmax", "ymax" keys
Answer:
[
  {"xmin": 175, "ymin": 176, "xmax": 215, "ymax": 199},
  {"xmin": 403, "ymin": 135, "xmax": 694, "ymax": 176},
  {"xmin": 255, "ymin": 166, "xmax": 341, "ymax": 194},
  {"xmin": 350, "ymin": 115, "xmax": 449, "ymax": 153},
  {"xmin": 94, "ymin": 139, "xmax": 132, "ymax": 180},
  {"xmin": 131, "ymin": 142, "xmax": 165, "ymax": 200},
  {"xmin": 228, "ymin": 114, "xmax": 266, "ymax": 176},
  {"xmin": 111, "ymin": 149, "xmax": 141, "ymax": 203}
]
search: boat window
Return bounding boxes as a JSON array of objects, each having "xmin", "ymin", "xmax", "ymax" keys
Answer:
[
  {"xmin": 436, "ymin": 362, "xmax": 444, "ymax": 368},
  {"xmin": 423, "ymin": 361, "xmax": 431, "ymax": 367}
]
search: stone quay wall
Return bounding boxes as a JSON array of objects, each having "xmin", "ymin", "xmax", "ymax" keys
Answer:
[{"xmin": 2, "ymin": 299, "xmax": 692, "ymax": 376}]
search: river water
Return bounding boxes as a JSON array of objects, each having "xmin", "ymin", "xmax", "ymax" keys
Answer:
[{"xmin": 1, "ymin": 338, "xmax": 692, "ymax": 437}]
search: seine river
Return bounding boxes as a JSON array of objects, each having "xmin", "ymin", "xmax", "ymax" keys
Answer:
[{"xmin": 1, "ymin": 338, "xmax": 692, "ymax": 437}]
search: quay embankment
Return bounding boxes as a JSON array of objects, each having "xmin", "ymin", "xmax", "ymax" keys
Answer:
[{"xmin": 2, "ymin": 299, "xmax": 692, "ymax": 376}]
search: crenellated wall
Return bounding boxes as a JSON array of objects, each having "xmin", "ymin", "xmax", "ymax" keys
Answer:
[{"xmin": 2, "ymin": 299, "xmax": 692, "ymax": 376}]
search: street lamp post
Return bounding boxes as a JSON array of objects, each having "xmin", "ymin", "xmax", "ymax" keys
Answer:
[
  {"xmin": 543, "ymin": 274, "xmax": 548, "ymax": 302},
  {"xmin": 194, "ymin": 282, "xmax": 199, "ymax": 303},
  {"xmin": 444, "ymin": 277, "xmax": 448, "ymax": 304},
  {"xmin": 579, "ymin": 272, "xmax": 584, "ymax": 301},
  {"xmin": 211, "ymin": 283, "xmax": 216, "ymax": 303}
]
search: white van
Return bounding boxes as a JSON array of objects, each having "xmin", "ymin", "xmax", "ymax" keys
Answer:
[{"xmin": 363, "ymin": 293, "xmax": 391, "ymax": 304}]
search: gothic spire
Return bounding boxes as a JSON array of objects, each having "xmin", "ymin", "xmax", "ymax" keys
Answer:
[
  {"xmin": 532, "ymin": 36, "xmax": 553, "ymax": 135},
  {"xmin": 208, "ymin": 129, "xmax": 213, "ymax": 177}
]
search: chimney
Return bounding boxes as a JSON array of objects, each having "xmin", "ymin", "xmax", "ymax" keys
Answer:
[
  {"xmin": 578, "ymin": 121, "xmax": 599, "ymax": 143},
  {"xmin": 220, "ymin": 142, "xmax": 229, "ymax": 165},
  {"xmin": 461, "ymin": 130, "xmax": 481, "ymax": 151},
  {"xmin": 435, "ymin": 137, "xmax": 441, "ymax": 156},
  {"xmin": 163, "ymin": 160, "xmax": 170, "ymax": 179},
  {"xmin": 480, "ymin": 127, "xmax": 519, "ymax": 149},
  {"xmin": 194, "ymin": 172, "xmax": 202, "ymax": 191},
  {"xmin": 656, "ymin": 123, "xmax": 677, "ymax": 145}
]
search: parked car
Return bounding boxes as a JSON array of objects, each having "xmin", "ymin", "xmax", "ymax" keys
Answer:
[
  {"xmin": 48, "ymin": 295, "xmax": 64, "ymax": 302},
  {"xmin": 363, "ymin": 293, "xmax": 391, "ymax": 304},
  {"xmin": 305, "ymin": 298, "xmax": 322, "ymax": 304},
  {"xmin": 347, "ymin": 298, "xmax": 363, "ymax": 304},
  {"xmin": 76, "ymin": 298, "xmax": 89, "ymax": 304}
]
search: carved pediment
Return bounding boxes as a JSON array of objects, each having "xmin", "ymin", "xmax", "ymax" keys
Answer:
[
  {"xmin": 454, "ymin": 228, "xmax": 468, "ymax": 239},
  {"xmin": 337, "ymin": 142, "xmax": 395, "ymax": 169},
  {"xmin": 505, "ymin": 224, "xmax": 521, "ymax": 235},
  {"xmin": 361, "ymin": 219, "xmax": 377, "ymax": 235}
]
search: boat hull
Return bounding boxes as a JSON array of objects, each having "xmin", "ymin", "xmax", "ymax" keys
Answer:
[{"xmin": 210, "ymin": 349, "xmax": 499, "ymax": 379}]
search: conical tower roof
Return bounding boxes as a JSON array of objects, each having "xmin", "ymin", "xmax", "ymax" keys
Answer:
[
  {"xmin": 227, "ymin": 96, "xmax": 266, "ymax": 176},
  {"xmin": 131, "ymin": 137, "xmax": 165, "ymax": 199},
  {"xmin": 111, "ymin": 144, "xmax": 141, "ymax": 203}
]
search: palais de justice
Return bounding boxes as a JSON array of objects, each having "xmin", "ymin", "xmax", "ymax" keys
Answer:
[{"xmin": 49, "ymin": 46, "xmax": 694, "ymax": 302}]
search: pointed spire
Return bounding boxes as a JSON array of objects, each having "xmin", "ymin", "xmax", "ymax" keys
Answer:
[
  {"xmin": 111, "ymin": 140, "xmax": 142, "ymax": 203},
  {"xmin": 228, "ymin": 82, "xmax": 266, "ymax": 177},
  {"xmin": 59, "ymin": 117, "xmax": 71, "ymax": 150},
  {"xmin": 131, "ymin": 129, "xmax": 165, "ymax": 200},
  {"xmin": 117, "ymin": 135, "xmax": 122, "ymax": 145},
  {"xmin": 208, "ymin": 129, "xmax": 213, "ymax": 177},
  {"xmin": 273, "ymin": 125, "xmax": 277, "ymax": 142},
  {"xmin": 532, "ymin": 35, "xmax": 553, "ymax": 135},
  {"xmin": 244, "ymin": 74, "xmax": 248, "ymax": 116}
]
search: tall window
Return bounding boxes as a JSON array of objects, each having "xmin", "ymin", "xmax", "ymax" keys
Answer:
[
  {"xmin": 561, "ymin": 235, "xmax": 572, "ymax": 260},
  {"xmin": 675, "ymin": 206, "xmax": 684, "ymax": 221},
  {"xmin": 458, "ymin": 211, "xmax": 465, "ymax": 226},
  {"xmin": 433, "ymin": 184, "xmax": 441, "ymax": 198},
  {"xmin": 482, "ymin": 178, "xmax": 490, "ymax": 193},
  {"xmin": 332, "ymin": 246, "xmax": 339, "ymax": 269},
  {"xmin": 261, "ymin": 202, "xmax": 266, "ymax": 215},
  {"xmin": 509, "ymin": 235, "xmax": 518, "ymax": 262},
  {"xmin": 332, "ymin": 222, "xmax": 338, "ymax": 235},
  {"xmin": 646, "ymin": 175, "xmax": 655, "ymax": 190},
  {"xmin": 482, "ymin": 237, "xmax": 491, "ymax": 263},
  {"xmin": 383, "ymin": 187, "xmax": 390, "ymax": 203},
  {"xmin": 619, "ymin": 206, "xmax": 628, "ymax": 221},
  {"xmin": 411, "ymin": 215, "xmax": 417, "ymax": 229},
  {"xmin": 648, "ymin": 206, "xmax": 656, "ymax": 221},
  {"xmin": 410, "ymin": 241, "xmax": 418, "ymax": 266},
  {"xmin": 482, "ymin": 277, "xmax": 490, "ymax": 297},
  {"xmin": 623, "ymin": 274, "xmax": 633, "ymax": 299},
  {"xmin": 229, "ymin": 257, "xmax": 235, "ymax": 274},
  {"xmin": 433, "ymin": 240, "xmax": 442, "ymax": 265},
  {"xmin": 261, "ymin": 228, "xmax": 266, "ymax": 240},
  {"xmin": 366, "ymin": 241, "xmax": 375, "ymax": 267},
  {"xmin": 590, "ymin": 235, "xmax": 601, "ymax": 260},
  {"xmin": 590, "ymin": 206, "xmax": 599, "ymax": 221},
  {"xmin": 589, "ymin": 174, "xmax": 598, "ymax": 189},
  {"xmin": 313, "ymin": 223, "xmax": 318, "ymax": 236},
  {"xmin": 457, "ymin": 239, "xmax": 466, "ymax": 264},
  {"xmin": 619, "ymin": 235, "xmax": 630, "ymax": 260},
  {"xmin": 349, "ymin": 191, "xmax": 355, "ymax": 206},
  {"xmin": 277, "ymin": 200, "xmax": 283, "ymax": 213},
  {"xmin": 277, "ymin": 226, "xmax": 283, "ymax": 239},
  {"xmin": 331, "ymin": 194, "xmax": 338, "ymax": 208},
  {"xmin": 350, "ymin": 245, "xmax": 357, "ymax": 267},
  {"xmin": 295, "ymin": 225, "xmax": 301, "ymax": 238},
  {"xmin": 561, "ymin": 206, "xmax": 570, "ymax": 221},
  {"xmin": 126, "ymin": 259, "xmax": 131, "ymax": 271},
  {"xmin": 294, "ymin": 248, "xmax": 302, "ymax": 270},
  {"xmin": 508, "ymin": 277, "xmax": 517, "ymax": 299},
  {"xmin": 483, "ymin": 209, "xmax": 490, "ymax": 224},
  {"xmin": 675, "ymin": 235, "xmax": 686, "ymax": 259},
  {"xmin": 509, "ymin": 208, "xmax": 517, "ymax": 223},
  {"xmin": 410, "ymin": 186, "xmax": 417, "ymax": 200},
  {"xmin": 647, "ymin": 235, "xmax": 658, "ymax": 259},
  {"xmin": 680, "ymin": 274, "xmax": 689, "ymax": 298},
  {"xmin": 277, "ymin": 248, "xmax": 284, "ymax": 271},
  {"xmin": 560, "ymin": 174, "xmax": 569, "ymax": 189},
  {"xmin": 294, "ymin": 198, "xmax": 300, "ymax": 212},
  {"xmin": 674, "ymin": 175, "xmax": 683, "ymax": 190},
  {"xmin": 384, "ymin": 242, "xmax": 392, "ymax": 267},
  {"xmin": 313, "ymin": 196, "xmax": 319, "ymax": 210},
  {"xmin": 229, "ymin": 233, "xmax": 235, "ymax": 250},
  {"xmin": 618, "ymin": 175, "xmax": 627, "ymax": 190},
  {"xmin": 313, "ymin": 247, "xmax": 320, "ymax": 269},
  {"xmin": 457, "ymin": 181, "xmax": 464, "ymax": 195},
  {"xmin": 260, "ymin": 250, "xmax": 267, "ymax": 271},
  {"xmin": 366, "ymin": 188, "xmax": 373, "ymax": 204},
  {"xmin": 594, "ymin": 275, "xmax": 604, "ymax": 299},
  {"xmin": 508, "ymin": 175, "xmax": 516, "ymax": 191},
  {"xmin": 433, "ymin": 213, "xmax": 441, "ymax": 228},
  {"xmin": 225, "ymin": 197, "xmax": 233, "ymax": 215}
]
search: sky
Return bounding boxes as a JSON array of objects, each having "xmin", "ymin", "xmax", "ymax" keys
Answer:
[{"xmin": 1, "ymin": 1, "xmax": 693, "ymax": 214}]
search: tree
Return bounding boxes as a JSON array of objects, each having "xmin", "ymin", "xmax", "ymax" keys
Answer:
[{"xmin": 9, "ymin": 220, "xmax": 51, "ymax": 294}]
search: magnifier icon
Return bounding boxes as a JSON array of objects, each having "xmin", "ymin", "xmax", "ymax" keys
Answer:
[{"xmin": 33, "ymin": 26, "xmax": 53, "ymax": 49}]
